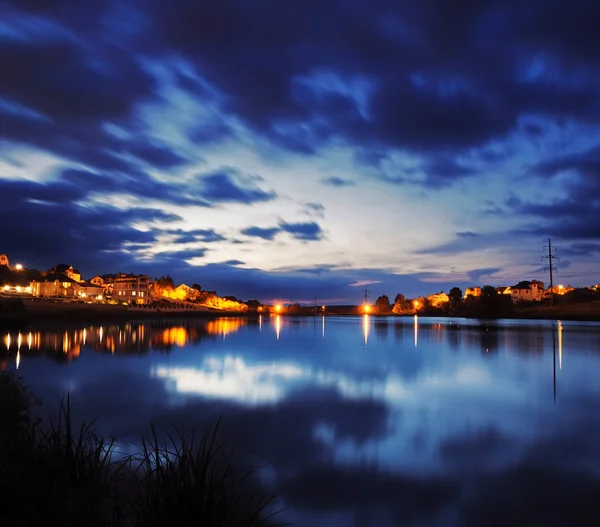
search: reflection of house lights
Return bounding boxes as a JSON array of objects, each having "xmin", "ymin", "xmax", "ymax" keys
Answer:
[
  {"xmin": 17, "ymin": 332, "xmax": 22, "ymax": 351},
  {"xmin": 414, "ymin": 315, "xmax": 418, "ymax": 348},
  {"xmin": 363, "ymin": 314, "xmax": 369, "ymax": 346},
  {"xmin": 322, "ymin": 315, "xmax": 325, "ymax": 339},
  {"xmin": 259, "ymin": 314, "xmax": 262, "ymax": 332},
  {"xmin": 558, "ymin": 321, "xmax": 563, "ymax": 369},
  {"xmin": 16, "ymin": 351, "xmax": 20, "ymax": 369},
  {"xmin": 5, "ymin": 334, "xmax": 10, "ymax": 350},
  {"xmin": 275, "ymin": 314, "xmax": 281, "ymax": 340}
]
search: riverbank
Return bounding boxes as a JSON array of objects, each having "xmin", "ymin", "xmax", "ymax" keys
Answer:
[
  {"xmin": 0, "ymin": 298, "xmax": 248, "ymax": 331},
  {"xmin": 0, "ymin": 371, "xmax": 277, "ymax": 526}
]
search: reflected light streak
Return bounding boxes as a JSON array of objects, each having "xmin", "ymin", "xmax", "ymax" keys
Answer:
[
  {"xmin": 5, "ymin": 334, "xmax": 10, "ymax": 351},
  {"xmin": 16, "ymin": 351, "xmax": 20, "ymax": 370},
  {"xmin": 27, "ymin": 332, "xmax": 32, "ymax": 350},
  {"xmin": 160, "ymin": 327, "xmax": 188, "ymax": 347},
  {"xmin": 363, "ymin": 315, "xmax": 370, "ymax": 346},
  {"xmin": 83, "ymin": 328, "xmax": 87, "ymax": 346},
  {"xmin": 206, "ymin": 319, "xmax": 245, "ymax": 337},
  {"xmin": 558, "ymin": 321, "xmax": 563, "ymax": 370},
  {"xmin": 414, "ymin": 315, "xmax": 418, "ymax": 348},
  {"xmin": 322, "ymin": 315, "xmax": 325, "ymax": 339},
  {"xmin": 275, "ymin": 315, "xmax": 281, "ymax": 340},
  {"xmin": 259, "ymin": 314, "xmax": 262, "ymax": 332},
  {"xmin": 99, "ymin": 326, "xmax": 104, "ymax": 343},
  {"xmin": 17, "ymin": 332, "xmax": 22, "ymax": 351}
]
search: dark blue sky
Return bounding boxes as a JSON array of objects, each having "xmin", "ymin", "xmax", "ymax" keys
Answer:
[{"xmin": 1, "ymin": 0, "xmax": 599, "ymax": 302}]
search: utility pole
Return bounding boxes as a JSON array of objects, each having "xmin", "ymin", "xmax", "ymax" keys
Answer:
[
  {"xmin": 363, "ymin": 287, "xmax": 369, "ymax": 305},
  {"xmin": 542, "ymin": 238, "xmax": 559, "ymax": 306}
]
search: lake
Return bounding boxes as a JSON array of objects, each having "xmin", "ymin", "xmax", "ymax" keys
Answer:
[{"xmin": 3, "ymin": 314, "xmax": 600, "ymax": 526}]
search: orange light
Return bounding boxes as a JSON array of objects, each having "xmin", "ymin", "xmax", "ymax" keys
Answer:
[
  {"xmin": 413, "ymin": 301, "xmax": 420, "ymax": 309},
  {"xmin": 14, "ymin": 263, "xmax": 23, "ymax": 271},
  {"xmin": 363, "ymin": 304, "xmax": 370, "ymax": 314},
  {"xmin": 276, "ymin": 304, "xmax": 282, "ymax": 313}
]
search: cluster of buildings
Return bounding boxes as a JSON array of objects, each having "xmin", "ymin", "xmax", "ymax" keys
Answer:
[
  {"xmin": 1, "ymin": 253, "xmax": 152, "ymax": 305},
  {"xmin": 463, "ymin": 280, "xmax": 573, "ymax": 303}
]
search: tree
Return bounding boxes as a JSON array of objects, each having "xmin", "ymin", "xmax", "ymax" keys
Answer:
[
  {"xmin": 448, "ymin": 287, "xmax": 462, "ymax": 305},
  {"xmin": 375, "ymin": 295, "xmax": 390, "ymax": 307},
  {"xmin": 191, "ymin": 283, "xmax": 203, "ymax": 292},
  {"xmin": 394, "ymin": 293, "xmax": 406, "ymax": 305}
]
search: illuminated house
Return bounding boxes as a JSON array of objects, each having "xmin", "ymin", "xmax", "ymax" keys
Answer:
[
  {"xmin": 510, "ymin": 280, "xmax": 545, "ymax": 303},
  {"xmin": 112, "ymin": 273, "xmax": 151, "ymax": 305},
  {"xmin": 427, "ymin": 291, "xmax": 449, "ymax": 307},
  {"xmin": 47, "ymin": 264, "xmax": 82, "ymax": 283},
  {"xmin": 0, "ymin": 254, "xmax": 8, "ymax": 267},
  {"xmin": 497, "ymin": 286, "xmax": 512, "ymax": 295},
  {"xmin": 90, "ymin": 275, "xmax": 104, "ymax": 287},
  {"xmin": 465, "ymin": 287, "xmax": 481, "ymax": 298},
  {"xmin": 77, "ymin": 281, "xmax": 104, "ymax": 300},
  {"xmin": 31, "ymin": 273, "xmax": 79, "ymax": 298}
]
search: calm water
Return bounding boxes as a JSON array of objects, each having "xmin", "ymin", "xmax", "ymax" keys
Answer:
[{"xmin": 4, "ymin": 315, "xmax": 600, "ymax": 526}]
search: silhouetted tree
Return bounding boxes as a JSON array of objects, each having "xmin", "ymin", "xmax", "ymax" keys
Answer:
[
  {"xmin": 375, "ymin": 295, "xmax": 390, "ymax": 307},
  {"xmin": 191, "ymin": 283, "xmax": 203, "ymax": 292},
  {"xmin": 448, "ymin": 287, "xmax": 463, "ymax": 304}
]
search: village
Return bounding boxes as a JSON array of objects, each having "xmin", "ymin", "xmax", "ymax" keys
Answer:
[{"xmin": 2, "ymin": 251, "xmax": 598, "ymax": 317}]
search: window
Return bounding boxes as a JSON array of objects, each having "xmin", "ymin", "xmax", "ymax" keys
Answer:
[{"xmin": 132, "ymin": 291, "xmax": 136, "ymax": 296}]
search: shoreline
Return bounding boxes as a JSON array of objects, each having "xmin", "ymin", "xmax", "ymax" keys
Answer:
[{"xmin": 1, "ymin": 303, "xmax": 599, "ymax": 332}]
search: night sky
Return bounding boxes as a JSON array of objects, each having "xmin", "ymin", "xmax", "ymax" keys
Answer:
[{"xmin": 1, "ymin": 0, "xmax": 599, "ymax": 303}]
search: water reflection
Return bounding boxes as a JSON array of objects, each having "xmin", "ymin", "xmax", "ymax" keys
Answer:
[
  {"xmin": 1, "ymin": 318, "xmax": 248, "ymax": 363},
  {"xmin": 5, "ymin": 316, "xmax": 600, "ymax": 526}
]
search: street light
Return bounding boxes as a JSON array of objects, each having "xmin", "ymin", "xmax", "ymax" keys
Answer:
[
  {"xmin": 275, "ymin": 304, "xmax": 282, "ymax": 313},
  {"xmin": 14, "ymin": 263, "xmax": 23, "ymax": 271}
]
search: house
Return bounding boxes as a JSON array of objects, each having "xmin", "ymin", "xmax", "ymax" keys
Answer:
[
  {"xmin": 497, "ymin": 286, "xmax": 512, "ymax": 295},
  {"xmin": 510, "ymin": 280, "xmax": 545, "ymax": 303},
  {"xmin": 427, "ymin": 291, "xmax": 449, "ymax": 307},
  {"xmin": 48, "ymin": 264, "xmax": 82, "ymax": 283},
  {"xmin": 77, "ymin": 281, "xmax": 104, "ymax": 300},
  {"xmin": 112, "ymin": 273, "xmax": 151, "ymax": 305},
  {"xmin": 0, "ymin": 254, "xmax": 8, "ymax": 267},
  {"xmin": 90, "ymin": 275, "xmax": 104, "ymax": 287},
  {"xmin": 465, "ymin": 287, "xmax": 481, "ymax": 298},
  {"xmin": 31, "ymin": 273, "xmax": 79, "ymax": 298}
]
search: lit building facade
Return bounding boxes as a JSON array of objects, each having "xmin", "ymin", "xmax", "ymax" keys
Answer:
[
  {"xmin": 0, "ymin": 254, "xmax": 8, "ymax": 267},
  {"xmin": 112, "ymin": 274, "xmax": 151, "ymax": 305}
]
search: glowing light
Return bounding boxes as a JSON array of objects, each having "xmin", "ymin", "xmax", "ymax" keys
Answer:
[
  {"xmin": 413, "ymin": 301, "xmax": 420, "ymax": 310},
  {"xmin": 558, "ymin": 321, "xmax": 563, "ymax": 370},
  {"xmin": 259, "ymin": 314, "xmax": 262, "ymax": 332},
  {"xmin": 275, "ymin": 304, "xmax": 282, "ymax": 313},
  {"xmin": 414, "ymin": 315, "xmax": 418, "ymax": 348},
  {"xmin": 5, "ymin": 334, "xmax": 10, "ymax": 350},
  {"xmin": 363, "ymin": 304, "xmax": 371, "ymax": 314},
  {"xmin": 275, "ymin": 314, "xmax": 281, "ymax": 340},
  {"xmin": 160, "ymin": 327, "xmax": 188, "ymax": 347},
  {"xmin": 15, "ymin": 286, "xmax": 21, "ymax": 293},
  {"xmin": 16, "ymin": 351, "xmax": 20, "ymax": 369},
  {"xmin": 322, "ymin": 315, "xmax": 325, "ymax": 339},
  {"xmin": 17, "ymin": 332, "xmax": 22, "ymax": 351},
  {"xmin": 363, "ymin": 314, "xmax": 370, "ymax": 346},
  {"xmin": 83, "ymin": 328, "xmax": 87, "ymax": 345},
  {"xmin": 98, "ymin": 295, "xmax": 103, "ymax": 301},
  {"xmin": 99, "ymin": 326, "xmax": 104, "ymax": 343},
  {"xmin": 14, "ymin": 263, "xmax": 23, "ymax": 271},
  {"xmin": 27, "ymin": 332, "xmax": 32, "ymax": 349},
  {"xmin": 206, "ymin": 319, "xmax": 245, "ymax": 337}
]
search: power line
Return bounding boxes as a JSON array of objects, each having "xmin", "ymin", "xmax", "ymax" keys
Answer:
[{"xmin": 542, "ymin": 238, "xmax": 560, "ymax": 306}]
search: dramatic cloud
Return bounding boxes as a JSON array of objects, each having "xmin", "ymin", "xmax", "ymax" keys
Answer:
[{"xmin": 1, "ymin": 0, "xmax": 599, "ymax": 299}]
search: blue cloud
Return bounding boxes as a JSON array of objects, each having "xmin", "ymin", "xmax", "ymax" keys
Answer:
[
  {"xmin": 199, "ymin": 170, "xmax": 276, "ymax": 204},
  {"xmin": 241, "ymin": 226, "xmax": 282, "ymax": 241},
  {"xmin": 279, "ymin": 221, "xmax": 323, "ymax": 241},
  {"xmin": 322, "ymin": 177, "xmax": 356, "ymax": 187}
]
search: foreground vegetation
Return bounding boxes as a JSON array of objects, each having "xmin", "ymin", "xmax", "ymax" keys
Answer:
[{"xmin": 0, "ymin": 372, "xmax": 283, "ymax": 526}]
